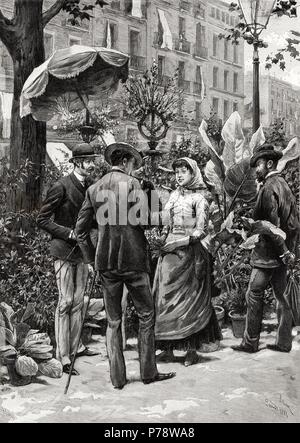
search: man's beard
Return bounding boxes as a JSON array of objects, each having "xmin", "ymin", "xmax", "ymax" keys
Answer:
[{"xmin": 256, "ymin": 170, "xmax": 267, "ymax": 183}]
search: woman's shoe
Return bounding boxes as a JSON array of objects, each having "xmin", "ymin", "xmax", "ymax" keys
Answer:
[
  {"xmin": 156, "ymin": 350, "xmax": 175, "ymax": 362},
  {"xmin": 184, "ymin": 351, "xmax": 199, "ymax": 367}
]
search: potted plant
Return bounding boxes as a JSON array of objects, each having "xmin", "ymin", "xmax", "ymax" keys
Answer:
[{"xmin": 228, "ymin": 288, "xmax": 247, "ymax": 339}]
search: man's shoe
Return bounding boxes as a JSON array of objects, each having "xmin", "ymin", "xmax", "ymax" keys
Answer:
[
  {"xmin": 143, "ymin": 372, "xmax": 176, "ymax": 385},
  {"xmin": 76, "ymin": 348, "xmax": 100, "ymax": 357},
  {"xmin": 231, "ymin": 344, "xmax": 258, "ymax": 354},
  {"xmin": 63, "ymin": 364, "xmax": 80, "ymax": 376},
  {"xmin": 266, "ymin": 344, "xmax": 291, "ymax": 353}
]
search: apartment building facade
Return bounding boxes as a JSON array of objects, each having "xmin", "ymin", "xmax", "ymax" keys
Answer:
[
  {"xmin": 0, "ymin": 0, "xmax": 245, "ymax": 151},
  {"xmin": 244, "ymin": 73, "xmax": 300, "ymax": 137}
]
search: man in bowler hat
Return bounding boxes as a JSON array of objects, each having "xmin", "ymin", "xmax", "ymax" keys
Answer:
[
  {"xmin": 37, "ymin": 144, "xmax": 100, "ymax": 375},
  {"xmin": 75, "ymin": 143, "xmax": 176, "ymax": 389},
  {"xmin": 233, "ymin": 143, "xmax": 300, "ymax": 354}
]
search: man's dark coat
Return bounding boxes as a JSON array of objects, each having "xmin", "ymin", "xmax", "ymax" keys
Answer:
[
  {"xmin": 37, "ymin": 173, "xmax": 94, "ymax": 263},
  {"xmin": 251, "ymin": 173, "xmax": 300, "ymax": 268},
  {"xmin": 75, "ymin": 169, "xmax": 152, "ymax": 273}
]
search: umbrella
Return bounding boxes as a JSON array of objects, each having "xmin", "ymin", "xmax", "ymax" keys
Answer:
[{"xmin": 20, "ymin": 45, "xmax": 129, "ymax": 122}]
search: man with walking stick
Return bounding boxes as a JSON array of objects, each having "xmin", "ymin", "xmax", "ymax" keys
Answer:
[
  {"xmin": 37, "ymin": 144, "xmax": 100, "ymax": 376},
  {"xmin": 232, "ymin": 143, "xmax": 300, "ymax": 354},
  {"xmin": 75, "ymin": 143, "xmax": 176, "ymax": 390}
]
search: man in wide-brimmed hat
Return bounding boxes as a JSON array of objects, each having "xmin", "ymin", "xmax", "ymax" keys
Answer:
[
  {"xmin": 37, "ymin": 143, "xmax": 100, "ymax": 375},
  {"xmin": 76, "ymin": 142, "xmax": 176, "ymax": 389},
  {"xmin": 233, "ymin": 143, "xmax": 300, "ymax": 354}
]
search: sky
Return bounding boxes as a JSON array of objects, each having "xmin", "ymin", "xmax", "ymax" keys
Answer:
[{"xmin": 243, "ymin": 10, "xmax": 300, "ymax": 87}]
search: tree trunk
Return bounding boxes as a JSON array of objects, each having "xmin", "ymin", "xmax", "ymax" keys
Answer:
[{"xmin": 9, "ymin": 0, "xmax": 46, "ymax": 213}]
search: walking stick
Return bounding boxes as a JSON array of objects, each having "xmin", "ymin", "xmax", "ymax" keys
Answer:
[{"xmin": 64, "ymin": 272, "xmax": 97, "ymax": 395}]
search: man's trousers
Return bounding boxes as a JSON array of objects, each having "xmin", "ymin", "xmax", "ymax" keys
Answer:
[
  {"xmin": 101, "ymin": 271, "xmax": 158, "ymax": 388},
  {"xmin": 54, "ymin": 260, "xmax": 89, "ymax": 366},
  {"xmin": 243, "ymin": 265, "xmax": 293, "ymax": 352}
]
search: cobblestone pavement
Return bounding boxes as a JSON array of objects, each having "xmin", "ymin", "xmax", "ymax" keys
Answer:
[{"xmin": 0, "ymin": 324, "xmax": 299, "ymax": 423}]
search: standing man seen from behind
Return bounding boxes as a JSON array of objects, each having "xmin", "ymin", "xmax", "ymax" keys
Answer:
[
  {"xmin": 233, "ymin": 144, "xmax": 300, "ymax": 355},
  {"xmin": 37, "ymin": 144, "xmax": 100, "ymax": 376},
  {"xmin": 75, "ymin": 143, "xmax": 176, "ymax": 390}
]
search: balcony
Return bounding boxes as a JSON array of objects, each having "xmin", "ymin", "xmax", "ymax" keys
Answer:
[
  {"xmin": 129, "ymin": 55, "xmax": 147, "ymax": 71},
  {"xmin": 194, "ymin": 45, "xmax": 208, "ymax": 59},
  {"xmin": 110, "ymin": 0, "xmax": 121, "ymax": 10},
  {"xmin": 194, "ymin": 82, "xmax": 203, "ymax": 95},
  {"xmin": 178, "ymin": 79, "xmax": 191, "ymax": 93},
  {"xmin": 174, "ymin": 37, "xmax": 191, "ymax": 55},
  {"xmin": 194, "ymin": 5, "xmax": 206, "ymax": 19},
  {"xmin": 179, "ymin": 0, "xmax": 191, "ymax": 13}
]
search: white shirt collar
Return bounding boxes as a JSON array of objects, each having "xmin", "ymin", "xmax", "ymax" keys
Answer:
[{"xmin": 73, "ymin": 170, "xmax": 85, "ymax": 184}]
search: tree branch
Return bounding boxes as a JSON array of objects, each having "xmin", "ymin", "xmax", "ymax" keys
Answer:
[
  {"xmin": 42, "ymin": 0, "xmax": 66, "ymax": 27},
  {"xmin": 0, "ymin": 9, "xmax": 16, "ymax": 51}
]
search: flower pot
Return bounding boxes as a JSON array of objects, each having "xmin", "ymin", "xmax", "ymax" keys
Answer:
[
  {"xmin": 214, "ymin": 306, "xmax": 225, "ymax": 330},
  {"xmin": 229, "ymin": 311, "xmax": 246, "ymax": 339},
  {"xmin": 4, "ymin": 355, "xmax": 32, "ymax": 387}
]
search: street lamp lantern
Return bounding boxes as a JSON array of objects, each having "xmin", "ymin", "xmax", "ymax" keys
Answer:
[
  {"xmin": 238, "ymin": 0, "xmax": 276, "ymax": 132},
  {"xmin": 238, "ymin": 0, "xmax": 277, "ymax": 31}
]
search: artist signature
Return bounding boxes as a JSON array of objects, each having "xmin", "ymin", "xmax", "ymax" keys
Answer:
[{"xmin": 265, "ymin": 395, "xmax": 295, "ymax": 418}]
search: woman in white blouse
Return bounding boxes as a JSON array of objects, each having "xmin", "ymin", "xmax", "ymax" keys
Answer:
[{"xmin": 153, "ymin": 158, "xmax": 222, "ymax": 367}]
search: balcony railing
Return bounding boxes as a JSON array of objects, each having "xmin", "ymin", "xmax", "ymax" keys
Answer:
[
  {"xmin": 130, "ymin": 55, "xmax": 147, "ymax": 71},
  {"xmin": 110, "ymin": 0, "xmax": 121, "ymax": 10},
  {"xmin": 194, "ymin": 82, "xmax": 203, "ymax": 95},
  {"xmin": 179, "ymin": 0, "xmax": 191, "ymax": 13},
  {"xmin": 178, "ymin": 79, "xmax": 191, "ymax": 93},
  {"xmin": 194, "ymin": 45, "xmax": 208, "ymax": 59},
  {"xmin": 174, "ymin": 37, "xmax": 191, "ymax": 55},
  {"xmin": 194, "ymin": 6, "xmax": 206, "ymax": 19}
]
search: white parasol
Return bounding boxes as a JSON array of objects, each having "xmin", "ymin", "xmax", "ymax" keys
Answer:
[{"xmin": 20, "ymin": 45, "xmax": 129, "ymax": 122}]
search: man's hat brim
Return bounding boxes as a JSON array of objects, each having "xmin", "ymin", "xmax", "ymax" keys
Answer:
[
  {"xmin": 105, "ymin": 143, "xmax": 143, "ymax": 169},
  {"xmin": 250, "ymin": 150, "xmax": 283, "ymax": 168},
  {"xmin": 69, "ymin": 154, "xmax": 100, "ymax": 163}
]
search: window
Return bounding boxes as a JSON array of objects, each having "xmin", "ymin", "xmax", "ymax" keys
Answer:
[
  {"xmin": 224, "ymin": 100, "xmax": 229, "ymax": 121},
  {"xmin": 233, "ymin": 44, "xmax": 238, "ymax": 64},
  {"xmin": 212, "ymin": 97, "xmax": 219, "ymax": 114},
  {"xmin": 222, "ymin": 11, "xmax": 226, "ymax": 22},
  {"xmin": 178, "ymin": 61, "xmax": 185, "ymax": 84},
  {"xmin": 226, "ymin": 13, "xmax": 230, "ymax": 24},
  {"xmin": 105, "ymin": 21, "xmax": 118, "ymax": 49},
  {"xmin": 158, "ymin": 55, "xmax": 165, "ymax": 81},
  {"xmin": 216, "ymin": 9, "xmax": 220, "ymax": 20},
  {"xmin": 233, "ymin": 73, "xmax": 238, "ymax": 93},
  {"xmin": 179, "ymin": 17, "xmax": 186, "ymax": 37},
  {"xmin": 213, "ymin": 34, "xmax": 218, "ymax": 57},
  {"xmin": 224, "ymin": 70, "xmax": 229, "ymax": 91},
  {"xmin": 69, "ymin": 36, "xmax": 81, "ymax": 46},
  {"xmin": 44, "ymin": 32, "xmax": 54, "ymax": 59},
  {"xmin": 213, "ymin": 67, "xmax": 219, "ymax": 88},
  {"xmin": 230, "ymin": 16, "xmax": 235, "ymax": 26},
  {"xmin": 211, "ymin": 7, "xmax": 216, "ymax": 18},
  {"xmin": 233, "ymin": 102, "xmax": 238, "ymax": 112},
  {"xmin": 110, "ymin": 23, "xmax": 118, "ymax": 49},
  {"xmin": 224, "ymin": 39, "xmax": 229, "ymax": 60},
  {"xmin": 129, "ymin": 29, "xmax": 140, "ymax": 55},
  {"xmin": 196, "ymin": 102, "xmax": 201, "ymax": 120}
]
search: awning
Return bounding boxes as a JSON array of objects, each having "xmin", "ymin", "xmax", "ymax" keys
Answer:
[
  {"xmin": 132, "ymin": 0, "xmax": 143, "ymax": 18},
  {"xmin": 0, "ymin": 91, "xmax": 13, "ymax": 139},
  {"xmin": 157, "ymin": 9, "xmax": 173, "ymax": 50}
]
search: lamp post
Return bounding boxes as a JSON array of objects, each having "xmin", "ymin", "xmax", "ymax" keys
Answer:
[{"xmin": 238, "ymin": 0, "xmax": 277, "ymax": 132}]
